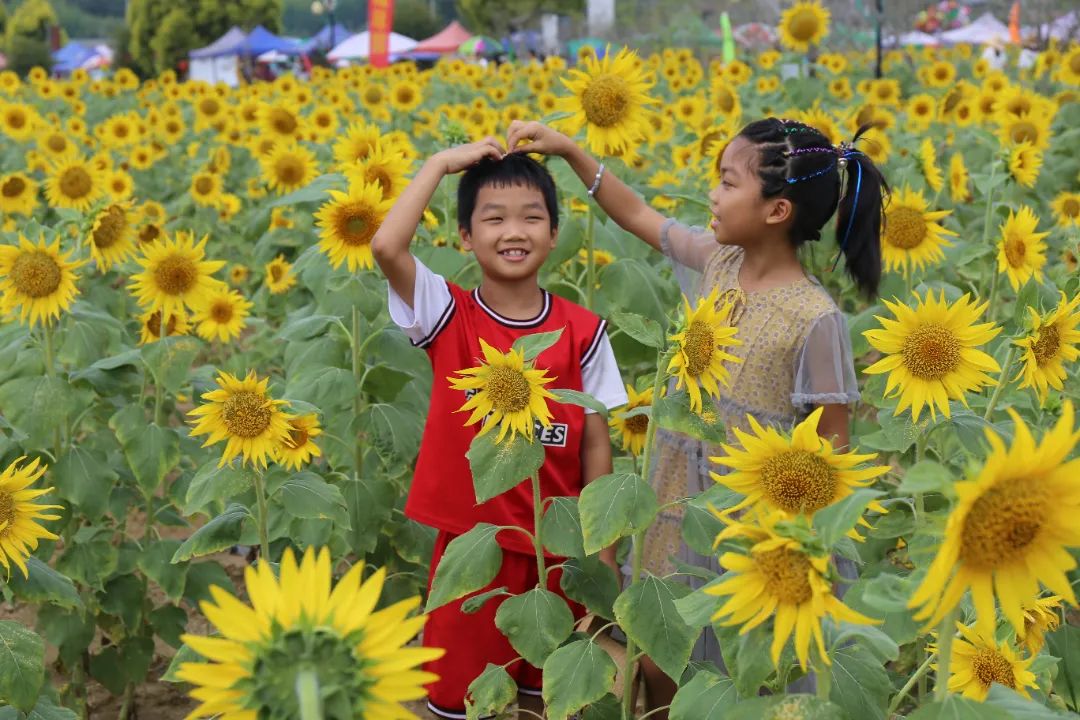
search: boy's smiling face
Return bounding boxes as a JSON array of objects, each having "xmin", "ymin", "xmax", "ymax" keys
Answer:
[{"xmin": 460, "ymin": 182, "xmax": 558, "ymax": 281}]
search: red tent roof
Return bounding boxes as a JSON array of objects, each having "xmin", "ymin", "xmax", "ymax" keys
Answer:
[{"xmin": 412, "ymin": 21, "xmax": 473, "ymax": 54}]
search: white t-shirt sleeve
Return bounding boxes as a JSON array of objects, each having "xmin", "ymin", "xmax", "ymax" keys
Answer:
[
  {"xmin": 386, "ymin": 255, "xmax": 454, "ymax": 347},
  {"xmin": 581, "ymin": 322, "xmax": 628, "ymax": 414}
]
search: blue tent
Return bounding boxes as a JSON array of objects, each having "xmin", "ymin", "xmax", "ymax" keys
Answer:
[
  {"xmin": 52, "ymin": 41, "xmax": 97, "ymax": 73},
  {"xmin": 297, "ymin": 23, "xmax": 349, "ymax": 54},
  {"xmin": 189, "ymin": 26, "xmax": 298, "ymax": 59},
  {"xmin": 246, "ymin": 25, "xmax": 299, "ymax": 56},
  {"xmin": 190, "ymin": 27, "xmax": 248, "ymax": 59}
]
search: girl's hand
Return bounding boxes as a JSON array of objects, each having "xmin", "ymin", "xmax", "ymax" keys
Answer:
[
  {"xmin": 434, "ymin": 137, "xmax": 505, "ymax": 174},
  {"xmin": 506, "ymin": 120, "xmax": 576, "ymax": 158}
]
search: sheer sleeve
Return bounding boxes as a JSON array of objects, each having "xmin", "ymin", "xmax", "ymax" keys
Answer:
[
  {"xmin": 791, "ymin": 311, "xmax": 861, "ymax": 410},
  {"xmin": 659, "ymin": 217, "xmax": 717, "ymax": 298}
]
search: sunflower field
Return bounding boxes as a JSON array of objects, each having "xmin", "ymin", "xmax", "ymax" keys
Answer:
[{"xmin": 1, "ymin": 8, "xmax": 1080, "ymax": 719}]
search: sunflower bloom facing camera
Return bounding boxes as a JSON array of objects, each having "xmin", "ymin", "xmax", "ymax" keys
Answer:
[
  {"xmin": 1013, "ymin": 292, "xmax": 1080, "ymax": 405},
  {"xmin": 129, "ymin": 231, "xmax": 226, "ymax": 322},
  {"xmin": 880, "ymin": 186, "xmax": 956, "ymax": 275},
  {"xmin": 997, "ymin": 206, "xmax": 1048, "ymax": 291},
  {"xmin": 176, "ymin": 546, "xmax": 442, "ymax": 720},
  {"xmin": 0, "ymin": 456, "xmax": 62, "ymax": 579},
  {"xmin": 778, "ymin": 0, "xmax": 830, "ymax": 52},
  {"xmin": 87, "ymin": 202, "xmax": 137, "ymax": 271},
  {"xmin": 315, "ymin": 182, "xmax": 394, "ymax": 272},
  {"xmin": 942, "ymin": 623, "xmax": 1037, "ymax": 701},
  {"xmin": 909, "ymin": 402, "xmax": 1080, "ymax": 638},
  {"xmin": 188, "ymin": 370, "xmax": 293, "ymax": 468},
  {"xmin": 276, "ymin": 414, "xmax": 323, "ymax": 471},
  {"xmin": 448, "ymin": 339, "xmax": 558, "ymax": 443},
  {"xmin": 668, "ymin": 288, "xmax": 742, "ymax": 413},
  {"xmin": 609, "ymin": 384, "xmax": 655, "ymax": 457},
  {"xmin": 190, "ymin": 286, "xmax": 252, "ymax": 343},
  {"xmin": 0, "ymin": 234, "xmax": 85, "ymax": 327}
]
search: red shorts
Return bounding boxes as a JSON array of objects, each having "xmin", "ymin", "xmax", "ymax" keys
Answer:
[{"xmin": 422, "ymin": 529, "xmax": 585, "ymax": 718}]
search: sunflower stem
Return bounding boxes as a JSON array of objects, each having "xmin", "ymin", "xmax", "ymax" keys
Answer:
[
  {"xmin": 42, "ymin": 322, "xmax": 56, "ymax": 377},
  {"xmin": 585, "ymin": 207, "xmax": 596, "ymax": 310},
  {"xmin": 529, "ymin": 471, "xmax": 547, "ymax": 582},
  {"xmin": 983, "ymin": 345, "xmax": 1018, "ymax": 421},
  {"xmin": 153, "ymin": 381, "xmax": 164, "ymax": 425},
  {"xmin": 351, "ymin": 305, "xmax": 366, "ymax": 477},
  {"xmin": 116, "ymin": 682, "xmax": 134, "ymax": 720},
  {"xmin": 934, "ymin": 607, "xmax": 959, "ymax": 701},
  {"xmin": 296, "ymin": 667, "xmax": 323, "ymax": 720},
  {"xmin": 888, "ymin": 650, "xmax": 935, "ymax": 715},
  {"xmin": 253, "ymin": 468, "xmax": 271, "ymax": 562},
  {"xmin": 815, "ymin": 654, "xmax": 832, "ymax": 702}
]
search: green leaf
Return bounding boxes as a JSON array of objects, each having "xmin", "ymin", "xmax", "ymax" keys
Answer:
[
  {"xmin": 465, "ymin": 664, "xmax": 518, "ymax": 720},
  {"xmin": 99, "ymin": 574, "xmax": 146, "ymax": 630},
  {"xmin": 341, "ymin": 471, "xmax": 397, "ymax": 556},
  {"xmin": 829, "ymin": 645, "xmax": 891, "ymax": 720},
  {"xmin": 0, "ymin": 376, "xmax": 86, "ymax": 449},
  {"xmin": 716, "ymin": 623, "xmax": 774, "ymax": 697},
  {"xmin": 140, "ymin": 335, "xmax": 201, "ymax": 394},
  {"xmin": 467, "ymin": 432, "xmax": 545, "ymax": 504},
  {"xmin": 578, "ymin": 473, "xmax": 658, "ymax": 555},
  {"xmin": 494, "ymin": 588, "xmax": 575, "ymax": 667},
  {"xmin": 12, "ymin": 696, "xmax": 79, "ymax": 720},
  {"xmin": 51, "ymin": 446, "xmax": 117, "ymax": 522},
  {"xmin": 670, "ymin": 670, "xmax": 739, "ymax": 720},
  {"xmin": 511, "ymin": 327, "xmax": 564, "ymax": 361},
  {"xmin": 831, "ymin": 623, "xmax": 899, "ymax": 663},
  {"xmin": 138, "ymin": 541, "xmax": 188, "ymax": 603},
  {"xmin": 88, "ymin": 636, "xmax": 154, "ymax": 695},
  {"xmin": 460, "ymin": 587, "xmax": 509, "ymax": 614},
  {"xmin": 541, "ymin": 497, "xmax": 585, "ymax": 559},
  {"xmin": 907, "ymin": 696, "xmax": 1012, "ymax": 719},
  {"xmin": 614, "ymin": 575, "xmax": 696, "ymax": 681},
  {"xmin": 6, "ymin": 558, "xmax": 82, "ymax": 611},
  {"xmin": 609, "ymin": 311, "xmax": 665, "ymax": 349},
  {"xmin": 427, "ymin": 524, "xmax": 503, "ymax": 612},
  {"xmin": 172, "ymin": 504, "xmax": 251, "ymax": 562},
  {"xmin": 541, "ymin": 640, "xmax": 617, "ymax": 720},
  {"xmin": 1047, "ymin": 624, "xmax": 1080, "ymax": 710},
  {"xmin": 124, "ymin": 423, "xmax": 180, "ymax": 493},
  {"xmin": 674, "ymin": 578, "xmax": 723, "ymax": 628},
  {"xmin": 596, "ymin": 257, "xmax": 676, "ymax": 326},
  {"xmin": 812, "ymin": 488, "xmax": 884, "ymax": 548},
  {"xmin": 359, "ymin": 403, "xmax": 424, "ymax": 467},
  {"xmin": 268, "ymin": 172, "xmax": 345, "ymax": 206},
  {"xmin": 274, "ymin": 471, "xmax": 350, "ymax": 528},
  {"xmin": 727, "ymin": 695, "xmax": 843, "ymax": 720},
  {"xmin": 183, "ymin": 561, "xmax": 233, "ymax": 607},
  {"xmin": 276, "ymin": 314, "xmax": 339, "ymax": 342},
  {"xmin": 899, "ymin": 460, "xmax": 954, "ymax": 494},
  {"xmin": 162, "ymin": 643, "xmax": 202, "ymax": 682},
  {"xmin": 150, "ymin": 605, "xmax": 188, "ymax": 649},
  {"xmin": 0, "ymin": 621, "xmax": 44, "ymax": 712},
  {"xmin": 184, "ymin": 460, "xmax": 256, "ymax": 516},
  {"xmin": 551, "ymin": 388, "xmax": 609, "ymax": 416},
  {"xmin": 984, "ymin": 685, "xmax": 1071, "ymax": 718},
  {"xmin": 560, "ymin": 555, "xmax": 621, "ymax": 621},
  {"xmin": 581, "ymin": 693, "xmax": 622, "ymax": 720}
]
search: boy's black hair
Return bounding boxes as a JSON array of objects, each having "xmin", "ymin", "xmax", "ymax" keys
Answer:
[
  {"xmin": 736, "ymin": 117, "xmax": 889, "ymax": 299},
  {"xmin": 457, "ymin": 153, "xmax": 560, "ymax": 233}
]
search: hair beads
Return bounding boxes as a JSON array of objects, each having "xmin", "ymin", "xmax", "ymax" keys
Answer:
[{"xmin": 786, "ymin": 162, "xmax": 837, "ymax": 185}]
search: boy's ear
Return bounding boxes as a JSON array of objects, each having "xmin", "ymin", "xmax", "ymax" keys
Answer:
[
  {"xmin": 765, "ymin": 197, "xmax": 793, "ymax": 226},
  {"xmin": 458, "ymin": 226, "xmax": 472, "ymax": 250},
  {"xmin": 549, "ymin": 225, "xmax": 558, "ymax": 248}
]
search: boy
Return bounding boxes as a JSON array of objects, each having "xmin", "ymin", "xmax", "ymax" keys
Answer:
[{"xmin": 371, "ymin": 139, "xmax": 627, "ymax": 718}]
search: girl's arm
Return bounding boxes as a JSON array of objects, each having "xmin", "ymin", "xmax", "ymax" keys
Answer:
[
  {"xmin": 816, "ymin": 404, "xmax": 850, "ymax": 451},
  {"xmin": 507, "ymin": 120, "xmax": 667, "ymax": 252}
]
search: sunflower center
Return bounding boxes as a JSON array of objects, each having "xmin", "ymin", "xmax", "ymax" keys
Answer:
[
  {"xmin": 0, "ymin": 491, "xmax": 14, "ymax": 529},
  {"xmin": 1010, "ymin": 122, "xmax": 1038, "ymax": 145},
  {"xmin": 153, "ymin": 254, "xmax": 198, "ymax": 296},
  {"xmin": 753, "ymin": 547, "xmax": 814, "ymax": 604},
  {"xmin": 59, "ymin": 166, "xmax": 93, "ymax": 200},
  {"xmin": 788, "ymin": 9, "xmax": 821, "ymax": 41},
  {"xmin": 1031, "ymin": 323, "xmax": 1061, "ymax": 367},
  {"xmin": 222, "ymin": 390, "xmax": 272, "ymax": 438},
  {"xmin": 139, "ymin": 224, "xmax": 161, "ymax": 244},
  {"xmin": 1062, "ymin": 198, "xmax": 1080, "ymax": 218},
  {"xmin": 759, "ymin": 450, "xmax": 838, "ymax": 514},
  {"xmin": 47, "ymin": 135, "xmax": 68, "ymax": 152},
  {"xmin": 959, "ymin": 478, "xmax": 1048, "ymax": 568},
  {"xmin": 275, "ymin": 156, "xmax": 305, "ymax": 186},
  {"xmin": 92, "ymin": 206, "xmax": 127, "ymax": 249},
  {"xmin": 194, "ymin": 176, "xmax": 214, "ymax": 195},
  {"xmin": 485, "ymin": 365, "xmax": 532, "ymax": 414},
  {"xmin": 1004, "ymin": 234, "xmax": 1027, "ymax": 268},
  {"xmin": 1071, "ymin": 54, "xmax": 1080, "ymax": 74},
  {"xmin": 581, "ymin": 74, "xmax": 631, "ymax": 128},
  {"xmin": 11, "ymin": 250, "xmax": 62, "ymax": 298},
  {"xmin": 288, "ymin": 426, "xmax": 310, "ymax": 448},
  {"xmin": 1, "ymin": 176, "xmax": 26, "ymax": 198},
  {"xmin": 7, "ymin": 110, "xmax": 26, "ymax": 129},
  {"xmin": 682, "ymin": 320, "xmax": 716, "ymax": 376},
  {"xmin": 210, "ymin": 299, "xmax": 234, "ymax": 324},
  {"xmin": 624, "ymin": 413, "xmax": 649, "ymax": 435},
  {"xmin": 364, "ymin": 87, "xmax": 383, "ymax": 104},
  {"xmin": 269, "ymin": 264, "xmax": 283, "ymax": 282},
  {"xmin": 971, "ymin": 648, "xmax": 1017, "ymax": 689},
  {"xmin": 901, "ymin": 324, "xmax": 961, "ymax": 380},
  {"xmin": 885, "ymin": 206, "xmax": 928, "ymax": 249},
  {"xmin": 336, "ymin": 205, "xmax": 377, "ymax": 247}
]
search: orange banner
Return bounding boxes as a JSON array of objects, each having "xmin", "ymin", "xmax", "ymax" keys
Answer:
[
  {"xmin": 1008, "ymin": 1, "xmax": 1021, "ymax": 44},
  {"xmin": 369, "ymin": 0, "xmax": 395, "ymax": 68}
]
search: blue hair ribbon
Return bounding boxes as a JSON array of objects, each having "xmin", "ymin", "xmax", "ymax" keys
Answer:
[{"xmin": 831, "ymin": 150, "xmax": 863, "ymax": 272}]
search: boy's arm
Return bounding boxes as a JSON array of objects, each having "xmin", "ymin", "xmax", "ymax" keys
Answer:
[
  {"xmin": 507, "ymin": 120, "xmax": 667, "ymax": 252},
  {"xmin": 581, "ymin": 413, "xmax": 621, "ymax": 580},
  {"xmin": 372, "ymin": 138, "xmax": 504, "ymax": 307}
]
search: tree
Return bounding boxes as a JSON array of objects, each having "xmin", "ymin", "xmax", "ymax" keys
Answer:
[
  {"xmin": 394, "ymin": 0, "xmax": 442, "ymax": 40},
  {"xmin": 455, "ymin": 0, "xmax": 580, "ymax": 36},
  {"xmin": 0, "ymin": 1, "xmax": 8, "ymax": 38},
  {"xmin": 4, "ymin": 0, "xmax": 59, "ymax": 75}
]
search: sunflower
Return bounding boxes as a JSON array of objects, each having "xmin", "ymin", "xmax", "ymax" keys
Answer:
[
  {"xmin": 0, "ymin": 102, "xmax": 38, "ymax": 142},
  {"xmin": 556, "ymin": 46, "xmax": 657, "ymax": 155},
  {"xmin": 863, "ymin": 291, "xmax": 1001, "ymax": 422},
  {"xmin": 177, "ymin": 546, "xmax": 442, "ymax": 719},
  {"xmin": 925, "ymin": 60, "xmax": 957, "ymax": 88},
  {"xmin": 44, "ymin": 155, "xmax": 104, "ymax": 212},
  {"xmin": 908, "ymin": 134, "xmax": 940, "ymax": 188},
  {"xmin": 343, "ymin": 144, "xmax": 411, "ymax": 201},
  {"xmin": 668, "ymin": 288, "xmax": 743, "ymax": 413},
  {"xmin": 389, "ymin": 79, "xmax": 423, "ymax": 113},
  {"xmin": 0, "ymin": 457, "xmax": 61, "ymax": 579},
  {"xmin": 333, "ymin": 121, "xmax": 383, "ymax": 165},
  {"xmin": 0, "ymin": 172, "xmax": 38, "ymax": 216},
  {"xmin": 949, "ymin": 154, "xmax": 971, "ymax": 203},
  {"xmin": 186, "ymin": 170, "xmax": 223, "ymax": 208},
  {"xmin": 671, "ymin": 95, "xmax": 707, "ymax": 129},
  {"xmin": 276, "ymin": 414, "xmax": 323, "ymax": 471},
  {"xmin": 105, "ymin": 169, "xmax": 134, "ymax": 202},
  {"xmin": 1013, "ymin": 292, "xmax": 1080, "ymax": 405},
  {"xmin": 188, "ymin": 370, "xmax": 293, "ymax": 468},
  {"xmin": 711, "ymin": 406, "xmax": 889, "ymax": 522},
  {"xmin": 264, "ymin": 255, "xmax": 296, "ymax": 294},
  {"xmin": 261, "ymin": 141, "xmax": 318, "ymax": 195},
  {"xmin": 1050, "ymin": 191, "xmax": 1080, "ymax": 228},
  {"xmin": 778, "ymin": 0, "xmax": 830, "ymax": 52},
  {"xmin": 1019, "ymin": 596, "xmax": 1062, "ymax": 655},
  {"xmin": 229, "ymin": 264, "xmax": 250, "ymax": 286},
  {"xmin": 1059, "ymin": 46, "xmax": 1080, "ymax": 85},
  {"xmin": 138, "ymin": 308, "xmax": 190, "ymax": 345},
  {"xmin": 998, "ymin": 112, "xmax": 1052, "ymax": 151},
  {"xmin": 315, "ymin": 182, "xmax": 394, "ymax": 272},
  {"xmin": 0, "ymin": 235, "xmax": 85, "ymax": 327},
  {"xmin": 1008, "ymin": 142, "xmax": 1043, "ymax": 188},
  {"xmin": 880, "ymin": 186, "xmax": 956, "ymax": 275},
  {"xmin": 129, "ymin": 231, "xmax": 226, "ymax": 321},
  {"xmin": 943, "ymin": 624, "xmax": 1037, "ymax": 701},
  {"xmin": 609, "ymin": 385, "xmax": 654, "ymax": 457},
  {"xmin": 997, "ymin": 206, "xmax": 1048, "ymax": 291},
  {"xmin": 705, "ymin": 511, "xmax": 878, "ymax": 670},
  {"xmin": 87, "ymin": 202, "xmax": 137, "ymax": 271},
  {"xmin": 447, "ymin": 338, "xmax": 558, "ymax": 443},
  {"xmin": 260, "ymin": 103, "xmax": 304, "ymax": 140},
  {"xmin": 910, "ymin": 402, "xmax": 1080, "ymax": 638},
  {"xmin": 38, "ymin": 128, "xmax": 75, "ymax": 158},
  {"xmin": 191, "ymin": 286, "xmax": 252, "ymax": 343}
]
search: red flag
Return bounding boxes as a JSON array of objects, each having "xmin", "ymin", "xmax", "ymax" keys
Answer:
[
  {"xmin": 368, "ymin": 0, "xmax": 395, "ymax": 68},
  {"xmin": 1009, "ymin": 1, "xmax": 1021, "ymax": 44}
]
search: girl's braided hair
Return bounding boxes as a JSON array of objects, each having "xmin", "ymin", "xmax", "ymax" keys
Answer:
[{"xmin": 735, "ymin": 117, "xmax": 889, "ymax": 299}]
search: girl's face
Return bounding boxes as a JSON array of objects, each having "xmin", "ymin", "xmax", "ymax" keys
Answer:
[{"xmin": 708, "ymin": 136, "xmax": 789, "ymax": 247}]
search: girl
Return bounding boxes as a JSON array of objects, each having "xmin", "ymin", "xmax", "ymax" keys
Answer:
[{"xmin": 506, "ymin": 117, "xmax": 888, "ymax": 711}]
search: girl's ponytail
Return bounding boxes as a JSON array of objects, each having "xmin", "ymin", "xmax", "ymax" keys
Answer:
[{"xmin": 834, "ymin": 124, "xmax": 889, "ymax": 299}]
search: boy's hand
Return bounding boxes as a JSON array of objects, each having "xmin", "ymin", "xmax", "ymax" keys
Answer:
[
  {"xmin": 506, "ymin": 120, "xmax": 575, "ymax": 158},
  {"xmin": 435, "ymin": 137, "xmax": 505, "ymax": 174}
]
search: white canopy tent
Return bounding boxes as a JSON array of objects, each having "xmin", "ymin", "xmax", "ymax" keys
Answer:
[
  {"xmin": 1043, "ymin": 11, "xmax": 1078, "ymax": 41},
  {"xmin": 939, "ymin": 12, "xmax": 1009, "ymax": 44},
  {"xmin": 327, "ymin": 30, "xmax": 418, "ymax": 61},
  {"xmin": 884, "ymin": 31, "xmax": 941, "ymax": 47}
]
